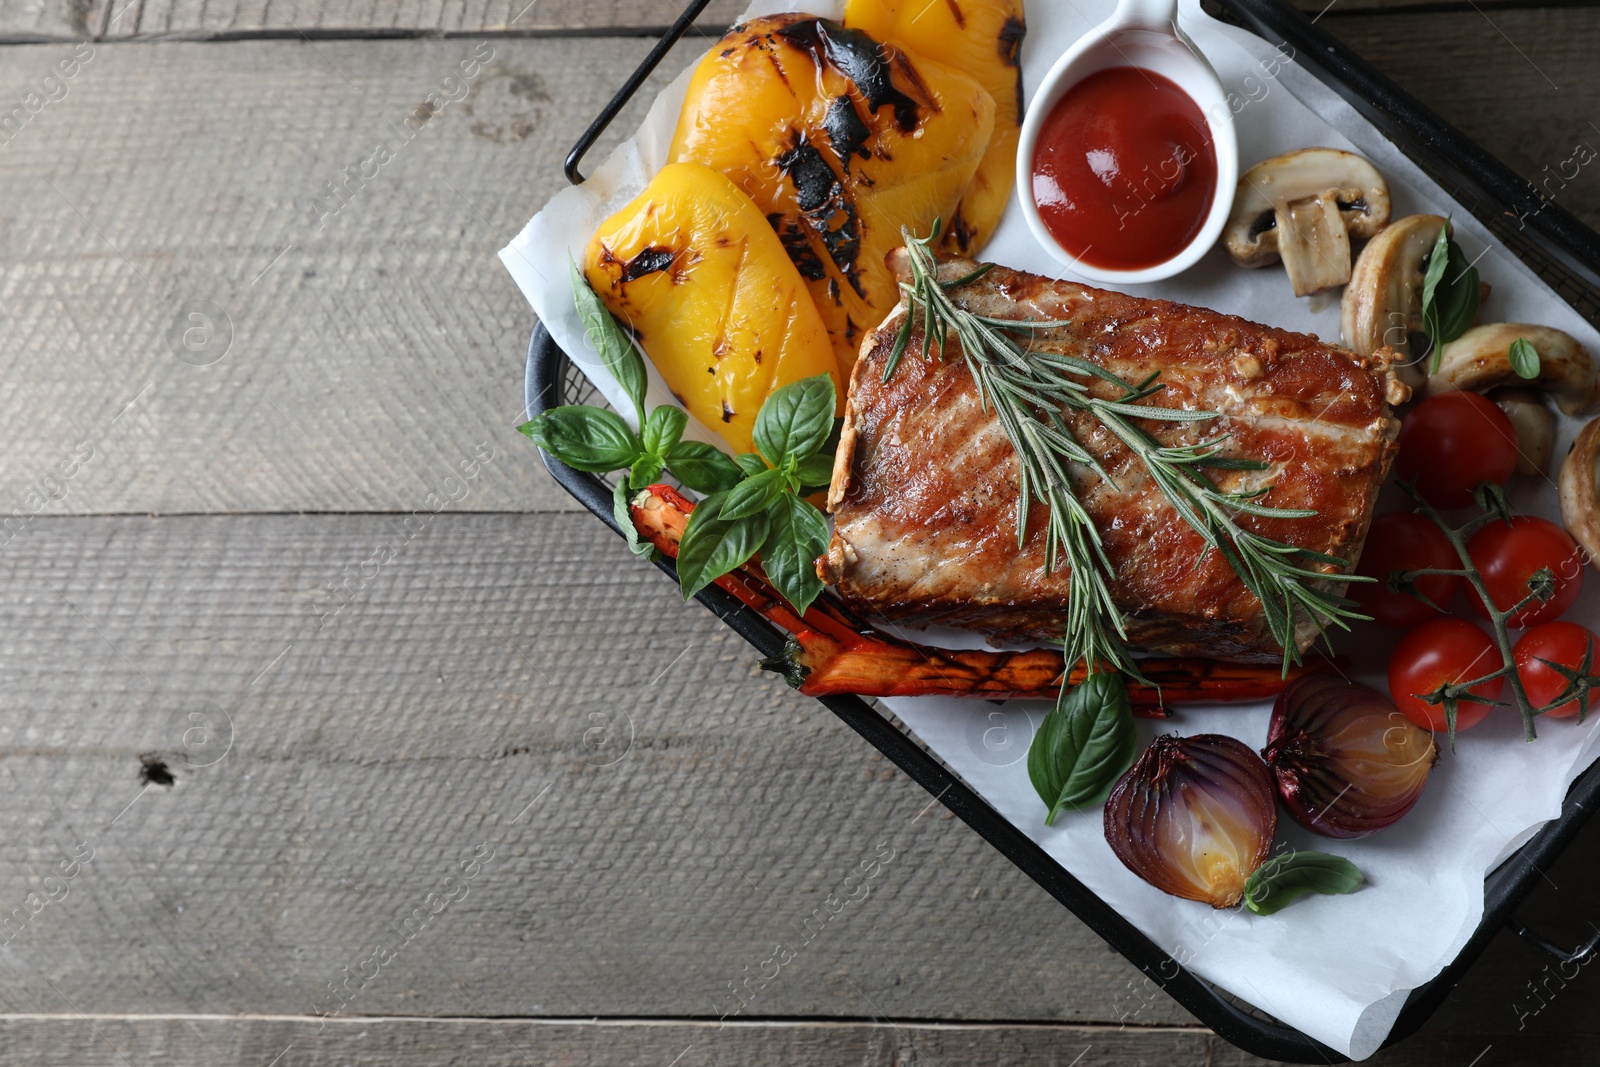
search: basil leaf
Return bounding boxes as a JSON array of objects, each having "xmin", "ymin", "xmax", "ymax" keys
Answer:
[
  {"xmin": 719, "ymin": 467, "xmax": 787, "ymax": 521},
  {"xmin": 570, "ymin": 256, "xmax": 647, "ymax": 425},
  {"xmin": 734, "ymin": 453, "xmax": 769, "ymax": 478},
  {"xmin": 666, "ymin": 441, "xmax": 744, "ymax": 493},
  {"xmin": 612, "ymin": 481, "xmax": 658, "ymax": 561},
  {"xmin": 628, "ymin": 453, "xmax": 664, "ymax": 491},
  {"xmin": 1421, "ymin": 222, "xmax": 1451, "ymax": 326},
  {"xmin": 760, "ymin": 494, "xmax": 830, "ymax": 613},
  {"xmin": 1027, "ymin": 672, "xmax": 1140, "ymax": 826},
  {"xmin": 1435, "ymin": 239, "xmax": 1480, "ymax": 344},
  {"xmin": 1421, "ymin": 222, "xmax": 1480, "ymax": 369},
  {"xmin": 642, "ymin": 406, "xmax": 687, "ymax": 458},
  {"xmin": 1421, "ymin": 225, "xmax": 1451, "ymax": 366},
  {"xmin": 795, "ymin": 453, "xmax": 837, "ymax": 489},
  {"xmin": 677, "ymin": 491, "xmax": 770, "ymax": 600},
  {"xmin": 520, "ymin": 406, "xmax": 641, "ymax": 472},
  {"xmin": 1509, "ymin": 337, "xmax": 1541, "ymax": 379},
  {"xmin": 753, "ymin": 374, "xmax": 836, "ymax": 467},
  {"xmin": 1243, "ymin": 851, "xmax": 1365, "ymax": 916}
]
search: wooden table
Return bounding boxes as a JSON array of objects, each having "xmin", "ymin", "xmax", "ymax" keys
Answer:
[{"xmin": 0, "ymin": 1, "xmax": 1596, "ymax": 1063}]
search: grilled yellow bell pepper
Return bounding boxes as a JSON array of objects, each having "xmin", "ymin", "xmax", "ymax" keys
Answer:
[
  {"xmin": 668, "ymin": 14, "xmax": 995, "ymax": 372},
  {"xmin": 843, "ymin": 0, "xmax": 1025, "ymax": 256},
  {"xmin": 584, "ymin": 162, "xmax": 842, "ymax": 455}
]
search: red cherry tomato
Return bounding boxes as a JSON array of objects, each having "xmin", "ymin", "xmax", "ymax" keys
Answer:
[
  {"xmin": 1466, "ymin": 516, "xmax": 1584, "ymax": 628},
  {"xmin": 1395, "ymin": 393, "xmax": 1519, "ymax": 509},
  {"xmin": 1514, "ymin": 622, "xmax": 1600, "ymax": 720},
  {"xmin": 1389, "ymin": 618, "xmax": 1503, "ymax": 732},
  {"xmin": 1353, "ymin": 512, "xmax": 1462, "ymax": 627}
]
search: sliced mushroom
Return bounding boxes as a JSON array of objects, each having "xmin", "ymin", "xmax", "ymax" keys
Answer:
[
  {"xmin": 1340, "ymin": 214, "xmax": 1449, "ymax": 389},
  {"xmin": 1493, "ymin": 388, "xmax": 1555, "ymax": 478},
  {"xmin": 1559, "ymin": 417, "xmax": 1600, "ymax": 574},
  {"xmin": 1428, "ymin": 323, "xmax": 1600, "ymax": 417},
  {"xmin": 1224, "ymin": 148, "xmax": 1390, "ymax": 297}
]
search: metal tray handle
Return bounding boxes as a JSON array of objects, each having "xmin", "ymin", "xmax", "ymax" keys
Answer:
[
  {"xmin": 1508, "ymin": 917, "xmax": 1600, "ymax": 967},
  {"xmin": 563, "ymin": 0, "xmax": 715, "ymax": 184}
]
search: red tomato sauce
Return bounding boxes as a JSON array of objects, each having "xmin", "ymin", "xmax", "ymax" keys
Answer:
[{"xmin": 1031, "ymin": 66, "xmax": 1218, "ymax": 271}]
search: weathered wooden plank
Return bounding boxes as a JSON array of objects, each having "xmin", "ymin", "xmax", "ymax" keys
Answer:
[
  {"xmin": 0, "ymin": 0, "xmax": 108, "ymax": 41},
  {"xmin": 0, "ymin": 1006, "xmax": 1582, "ymax": 1064},
  {"xmin": 108, "ymin": 0, "xmax": 749, "ymax": 39},
  {"xmin": 1325, "ymin": 9, "xmax": 1600, "ymax": 232},
  {"xmin": 0, "ymin": 510, "xmax": 1188, "ymax": 1024},
  {"xmin": 2, "ymin": 0, "xmax": 1585, "ymax": 41},
  {"xmin": 0, "ymin": 37, "xmax": 708, "ymax": 516},
  {"xmin": 1311, "ymin": 0, "xmax": 1600, "ymax": 12},
  {"xmin": 0, "ymin": 0, "xmax": 748, "ymax": 41},
  {"xmin": 0, "ymin": 1016, "xmax": 1215, "ymax": 1066}
]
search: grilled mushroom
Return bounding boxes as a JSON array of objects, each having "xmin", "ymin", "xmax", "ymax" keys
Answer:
[
  {"xmin": 1340, "ymin": 214, "xmax": 1449, "ymax": 389},
  {"xmin": 1428, "ymin": 323, "xmax": 1600, "ymax": 417},
  {"xmin": 1560, "ymin": 417, "xmax": 1600, "ymax": 574},
  {"xmin": 1224, "ymin": 148, "xmax": 1390, "ymax": 297},
  {"xmin": 1493, "ymin": 388, "xmax": 1555, "ymax": 478}
]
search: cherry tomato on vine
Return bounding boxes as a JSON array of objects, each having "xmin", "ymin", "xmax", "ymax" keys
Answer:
[
  {"xmin": 1394, "ymin": 393, "xmax": 1519, "ymax": 509},
  {"xmin": 1514, "ymin": 622, "xmax": 1600, "ymax": 720},
  {"xmin": 1388, "ymin": 618, "xmax": 1503, "ymax": 732},
  {"xmin": 1353, "ymin": 512, "xmax": 1462, "ymax": 628},
  {"xmin": 1466, "ymin": 516, "xmax": 1583, "ymax": 628}
]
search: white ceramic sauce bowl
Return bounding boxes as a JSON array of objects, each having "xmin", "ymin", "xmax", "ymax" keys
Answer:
[{"xmin": 1015, "ymin": 0, "xmax": 1238, "ymax": 285}]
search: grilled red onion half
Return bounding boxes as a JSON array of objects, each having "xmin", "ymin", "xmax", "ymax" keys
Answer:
[
  {"xmin": 1263, "ymin": 674, "xmax": 1438, "ymax": 839},
  {"xmin": 1104, "ymin": 734, "xmax": 1277, "ymax": 909}
]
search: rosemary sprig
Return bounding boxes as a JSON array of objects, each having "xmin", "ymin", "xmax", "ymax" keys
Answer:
[{"xmin": 889, "ymin": 223, "xmax": 1367, "ymax": 687}]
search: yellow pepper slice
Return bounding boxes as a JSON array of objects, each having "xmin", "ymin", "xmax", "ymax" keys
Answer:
[
  {"xmin": 585, "ymin": 162, "xmax": 841, "ymax": 455},
  {"xmin": 843, "ymin": 0, "xmax": 1026, "ymax": 256},
  {"xmin": 668, "ymin": 14, "xmax": 995, "ymax": 372}
]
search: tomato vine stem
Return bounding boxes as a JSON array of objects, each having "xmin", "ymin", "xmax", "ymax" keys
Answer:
[{"xmin": 1395, "ymin": 480, "xmax": 1589, "ymax": 743}]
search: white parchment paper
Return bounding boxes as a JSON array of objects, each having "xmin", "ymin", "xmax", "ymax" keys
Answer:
[{"xmin": 501, "ymin": 2, "xmax": 1600, "ymax": 1057}]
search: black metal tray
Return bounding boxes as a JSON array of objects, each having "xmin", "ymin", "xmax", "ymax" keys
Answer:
[{"xmin": 525, "ymin": 0, "xmax": 1600, "ymax": 1059}]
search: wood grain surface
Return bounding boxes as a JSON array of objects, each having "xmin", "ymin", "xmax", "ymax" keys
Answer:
[
  {"xmin": 1326, "ymin": 7, "xmax": 1600, "ymax": 237},
  {"xmin": 117, "ymin": 0, "xmax": 751, "ymax": 38},
  {"xmin": 0, "ymin": 0, "xmax": 752, "ymax": 40},
  {"xmin": 2, "ymin": 0, "xmax": 1584, "ymax": 40},
  {"xmin": 0, "ymin": 1014, "xmax": 1577, "ymax": 1066},
  {"xmin": 0, "ymin": 3, "xmax": 1596, "ymax": 1064},
  {"xmin": 0, "ymin": 37, "xmax": 693, "ymax": 516},
  {"xmin": 0, "ymin": 513, "xmax": 1162, "ymax": 1023}
]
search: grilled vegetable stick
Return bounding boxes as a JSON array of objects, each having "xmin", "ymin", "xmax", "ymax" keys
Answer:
[{"xmin": 630, "ymin": 484, "xmax": 1315, "ymax": 710}]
